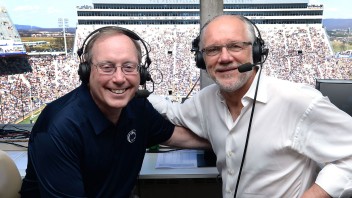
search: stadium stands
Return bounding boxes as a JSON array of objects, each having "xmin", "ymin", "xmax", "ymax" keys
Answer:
[
  {"xmin": 0, "ymin": 1, "xmax": 351, "ymax": 124},
  {"xmin": 0, "ymin": 23, "xmax": 351, "ymax": 124}
]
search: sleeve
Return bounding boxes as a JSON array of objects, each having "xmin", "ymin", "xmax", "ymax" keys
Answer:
[
  {"xmin": 28, "ymin": 121, "xmax": 86, "ymax": 197},
  {"xmin": 148, "ymin": 94, "xmax": 174, "ymax": 118},
  {"xmin": 148, "ymin": 94, "xmax": 207, "ymax": 139},
  {"xmin": 293, "ymin": 96, "xmax": 352, "ymax": 197}
]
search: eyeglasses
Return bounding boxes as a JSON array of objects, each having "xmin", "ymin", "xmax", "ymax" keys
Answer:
[
  {"xmin": 93, "ymin": 62, "xmax": 140, "ymax": 75},
  {"xmin": 201, "ymin": 41, "xmax": 252, "ymax": 56}
]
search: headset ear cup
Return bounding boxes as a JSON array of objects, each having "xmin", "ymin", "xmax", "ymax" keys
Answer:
[
  {"xmin": 78, "ymin": 62, "xmax": 90, "ymax": 84},
  {"xmin": 252, "ymin": 38, "xmax": 263, "ymax": 64},
  {"xmin": 192, "ymin": 36, "xmax": 206, "ymax": 70},
  {"xmin": 139, "ymin": 66, "xmax": 149, "ymax": 85},
  {"xmin": 195, "ymin": 51, "xmax": 206, "ymax": 70}
]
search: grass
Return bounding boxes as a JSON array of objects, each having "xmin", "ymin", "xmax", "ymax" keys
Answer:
[
  {"xmin": 331, "ymin": 40, "xmax": 352, "ymax": 52},
  {"xmin": 16, "ymin": 106, "xmax": 45, "ymax": 124},
  {"xmin": 18, "ymin": 113, "xmax": 40, "ymax": 124},
  {"xmin": 21, "ymin": 37, "xmax": 74, "ymax": 52}
]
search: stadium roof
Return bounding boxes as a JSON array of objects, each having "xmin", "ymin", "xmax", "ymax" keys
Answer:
[{"xmin": 92, "ymin": 0, "xmax": 309, "ymax": 5}]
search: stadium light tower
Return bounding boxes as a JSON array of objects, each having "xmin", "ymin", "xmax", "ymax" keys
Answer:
[{"xmin": 58, "ymin": 18, "xmax": 69, "ymax": 55}]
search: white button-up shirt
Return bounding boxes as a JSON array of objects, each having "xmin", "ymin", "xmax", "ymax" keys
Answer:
[{"xmin": 149, "ymin": 72, "xmax": 352, "ymax": 198}]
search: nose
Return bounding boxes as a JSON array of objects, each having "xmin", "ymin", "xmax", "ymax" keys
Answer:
[
  {"xmin": 218, "ymin": 47, "xmax": 234, "ymax": 64},
  {"xmin": 111, "ymin": 67, "xmax": 126, "ymax": 82}
]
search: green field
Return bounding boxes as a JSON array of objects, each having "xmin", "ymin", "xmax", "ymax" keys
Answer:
[
  {"xmin": 331, "ymin": 40, "xmax": 352, "ymax": 52},
  {"xmin": 21, "ymin": 37, "xmax": 74, "ymax": 52},
  {"xmin": 18, "ymin": 113, "xmax": 40, "ymax": 124},
  {"xmin": 16, "ymin": 106, "xmax": 45, "ymax": 124}
]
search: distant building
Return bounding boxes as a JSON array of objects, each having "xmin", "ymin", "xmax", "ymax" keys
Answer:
[
  {"xmin": 336, "ymin": 50, "xmax": 352, "ymax": 58},
  {"xmin": 76, "ymin": 0, "xmax": 324, "ymax": 25},
  {"xmin": 0, "ymin": 6, "xmax": 27, "ymax": 57},
  {"xmin": 22, "ymin": 41, "xmax": 50, "ymax": 47},
  {"xmin": 0, "ymin": 6, "xmax": 32, "ymax": 75}
]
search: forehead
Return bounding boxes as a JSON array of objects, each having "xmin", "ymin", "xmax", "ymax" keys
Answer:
[
  {"xmin": 93, "ymin": 32, "xmax": 134, "ymax": 47},
  {"xmin": 202, "ymin": 16, "xmax": 249, "ymax": 45},
  {"xmin": 91, "ymin": 33, "xmax": 138, "ymax": 58},
  {"xmin": 90, "ymin": 33, "xmax": 139, "ymax": 63}
]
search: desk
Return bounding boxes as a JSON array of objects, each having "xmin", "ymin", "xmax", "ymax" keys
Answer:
[
  {"xmin": 138, "ymin": 153, "xmax": 222, "ymax": 197},
  {"xmin": 141, "ymin": 152, "xmax": 219, "ymax": 179},
  {"xmin": 4, "ymin": 150, "xmax": 219, "ymax": 179},
  {"xmin": 3, "ymin": 149, "xmax": 222, "ymax": 198}
]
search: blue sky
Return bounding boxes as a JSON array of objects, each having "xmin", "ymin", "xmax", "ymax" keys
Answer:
[{"xmin": 0, "ymin": 0, "xmax": 351, "ymax": 28}]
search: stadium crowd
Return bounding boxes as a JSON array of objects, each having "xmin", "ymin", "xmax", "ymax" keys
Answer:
[
  {"xmin": 1, "ymin": 24, "xmax": 352, "ymax": 124},
  {"xmin": 0, "ymin": 55, "xmax": 80, "ymax": 124}
]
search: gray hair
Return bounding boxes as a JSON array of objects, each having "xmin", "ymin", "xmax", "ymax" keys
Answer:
[
  {"xmin": 82, "ymin": 27, "xmax": 142, "ymax": 66},
  {"xmin": 199, "ymin": 14, "xmax": 256, "ymax": 49}
]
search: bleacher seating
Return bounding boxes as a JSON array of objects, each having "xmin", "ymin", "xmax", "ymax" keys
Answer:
[{"xmin": 0, "ymin": 24, "xmax": 351, "ymax": 124}]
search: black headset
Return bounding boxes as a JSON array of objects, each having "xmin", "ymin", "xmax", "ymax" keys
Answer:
[
  {"xmin": 191, "ymin": 16, "xmax": 268, "ymax": 70},
  {"xmin": 77, "ymin": 26, "xmax": 151, "ymax": 85}
]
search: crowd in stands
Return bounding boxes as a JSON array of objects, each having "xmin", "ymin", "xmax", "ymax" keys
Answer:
[
  {"xmin": 0, "ymin": 24, "xmax": 352, "ymax": 124},
  {"xmin": 0, "ymin": 55, "xmax": 80, "ymax": 124}
]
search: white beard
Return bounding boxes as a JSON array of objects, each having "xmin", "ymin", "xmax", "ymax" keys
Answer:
[{"xmin": 214, "ymin": 70, "xmax": 252, "ymax": 92}]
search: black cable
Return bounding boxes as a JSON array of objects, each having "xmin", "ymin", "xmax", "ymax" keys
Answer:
[
  {"xmin": 149, "ymin": 69, "xmax": 163, "ymax": 85},
  {"xmin": 0, "ymin": 124, "xmax": 31, "ymax": 139},
  {"xmin": 0, "ymin": 141, "xmax": 28, "ymax": 148},
  {"xmin": 233, "ymin": 65, "xmax": 263, "ymax": 198},
  {"xmin": 2, "ymin": 124, "xmax": 31, "ymax": 133},
  {"xmin": 184, "ymin": 75, "xmax": 200, "ymax": 101}
]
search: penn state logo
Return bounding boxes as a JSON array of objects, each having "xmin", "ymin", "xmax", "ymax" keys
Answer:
[{"xmin": 127, "ymin": 129, "xmax": 137, "ymax": 143}]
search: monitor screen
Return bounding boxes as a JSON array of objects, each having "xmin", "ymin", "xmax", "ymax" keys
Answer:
[{"xmin": 315, "ymin": 79, "xmax": 352, "ymax": 116}]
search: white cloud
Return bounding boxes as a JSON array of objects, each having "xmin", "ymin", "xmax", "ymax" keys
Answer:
[
  {"xmin": 309, "ymin": 0, "xmax": 322, "ymax": 4},
  {"xmin": 46, "ymin": 6, "xmax": 61, "ymax": 14},
  {"xmin": 13, "ymin": 5, "xmax": 40, "ymax": 12}
]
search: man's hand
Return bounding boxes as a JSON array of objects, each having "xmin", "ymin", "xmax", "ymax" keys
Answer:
[{"xmin": 301, "ymin": 183, "xmax": 331, "ymax": 198}]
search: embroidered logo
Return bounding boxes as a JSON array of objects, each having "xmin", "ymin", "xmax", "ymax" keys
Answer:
[{"xmin": 127, "ymin": 129, "xmax": 137, "ymax": 143}]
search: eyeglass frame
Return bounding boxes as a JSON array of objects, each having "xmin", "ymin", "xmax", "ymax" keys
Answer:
[
  {"xmin": 92, "ymin": 62, "xmax": 140, "ymax": 75},
  {"xmin": 201, "ymin": 41, "xmax": 252, "ymax": 56}
]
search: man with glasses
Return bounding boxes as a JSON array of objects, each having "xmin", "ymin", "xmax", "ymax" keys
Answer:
[
  {"xmin": 201, "ymin": 41, "xmax": 252, "ymax": 57},
  {"xmin": 149, "ymin": 15, "xmax": 352, "ymax": 197},
  {"xmin": 20, "ymin": 27, "xmax": 210, "ymax": 198}
]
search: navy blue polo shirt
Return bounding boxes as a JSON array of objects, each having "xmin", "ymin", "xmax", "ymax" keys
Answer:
[{"xmin": 20, "ymin": 84, "xmax": 174, "ymax": 198}]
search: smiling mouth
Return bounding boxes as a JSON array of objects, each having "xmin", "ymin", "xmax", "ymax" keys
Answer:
[
  {"xmin": 110, "ymin": 89, "xmax": 126, "ymax": 94},
  {"xmin": 217, "ymin": 67, "xmax": 236, "ymax": 73}
]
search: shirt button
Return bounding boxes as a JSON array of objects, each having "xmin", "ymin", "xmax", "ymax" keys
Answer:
[
  {"xmin": 228, "ymin": 169, "xmax": 235, "ymax": 175},
  {"xmin": 226, "ymin": 189, "xmax": 232, "ymax": 193},
  {"xmin": 227, "ymin": 151, "xmax": 233, "ymax": 157}
]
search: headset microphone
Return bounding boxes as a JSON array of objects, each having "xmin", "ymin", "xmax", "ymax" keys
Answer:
[
  {"xmin": 135, "ymin": 90, "xmax": 152, "ymax": 98},
  {"xmin": 135, "ymin": 77, "xmax": 154, "ymax": 98},
  {"xmin": 238, "ymin": 62, "xmax": 255, "ymax": 73}
]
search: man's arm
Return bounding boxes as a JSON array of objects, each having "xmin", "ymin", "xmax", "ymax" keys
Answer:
[
  {"xmin": 301, "ymin": 183, "xmax": 331, "ymax": 198},
  {"xmin": 162, "ymin": 126, "xmax": 211, "ymax": 150}
]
